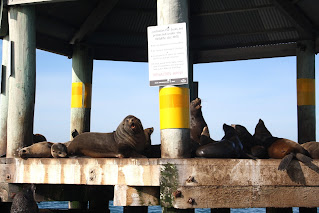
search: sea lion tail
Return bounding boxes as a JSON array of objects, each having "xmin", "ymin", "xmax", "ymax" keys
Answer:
[{"xmin": 278, "ymin": 152, "xmax": 294, "ymax": 171}]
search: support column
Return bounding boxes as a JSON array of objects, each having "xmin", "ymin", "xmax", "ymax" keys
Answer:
[
  {"xmin": 70, "ymin": 44, "xmax": 93, "ymax": 137},
  {"xmin": 296, "ymin": 40, "xmax": 316, "ymax": 213},
  {"xmin": 157, "ymin": 0, "xmax": 193, "ymax": 212},
  {"xmin": 7, "ymin": 5, "xmax": 36, "ymax": 158},
  {"xmin": 69, "ymin": 44, "xmax": 93, "ymax": 210},
  {"xmin": 296, "ymin": 40, "xmax": 316, "ymax": 144},
  {"xmin": 158, "ymin": 0, "xmax": 191, "ymax": 159},
  {"xmin": 0, "ymin": 36, "xmax": 9, "ymax": 156}
]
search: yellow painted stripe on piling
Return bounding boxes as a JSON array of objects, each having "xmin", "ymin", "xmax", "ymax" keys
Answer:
[
  {"xmin": 159, "ymin": 87, "xmax": 190, "ymax": 129},
  {"xmin": 297, "ymin": 78, "xmax": 315, "ymax": 106},
  {"xmin": 71, "ymin": 82, "xmax": 92, "ymax": 108},
  {"xmin": 84, "ymin": 83, "xmax": 92, "ymax": 108}
]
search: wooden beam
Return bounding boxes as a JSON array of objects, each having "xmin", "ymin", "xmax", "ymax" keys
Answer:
[
  {"xmin": 7, "ymin": 0, "xmax": 75, "ymax": 5},
  {"xmin": 1, "ymin": 158, "xmax": 319, "ymax": 186},
  {"xmin": 192, "ymin": 4, "xmax": 273, "ymax": 16},
  {"xmin": 272, "ymin": 0, "xmax": 315, "ymax": 39},
  {"xmin": 193, "ymin": 43, "xmax": 298, "ymax": 63},
  {"xmin": 69, "ymin": 0, "xmax": 119, "ymax": 44}
]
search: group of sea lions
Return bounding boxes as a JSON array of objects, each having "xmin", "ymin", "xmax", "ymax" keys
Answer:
[
  {"xmin": 19, "ymin": 115, "xmax": 154, "ymax": 159},
  {"xmin": 19, "ymin": 98, "xmax": 319, "ymax": 172},
  {"xmin": 190, "ymin": 97, "xmax": 319, "ymax": 171}
]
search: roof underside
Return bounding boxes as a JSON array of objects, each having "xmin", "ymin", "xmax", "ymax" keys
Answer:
[{"xmin": 9, "ymin": 0, "xmax": 319, "ymax": 63}]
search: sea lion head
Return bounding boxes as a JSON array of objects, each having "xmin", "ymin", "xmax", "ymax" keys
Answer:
[
  {"xmin": 115, "ymin": 115, "xmax": 146, "ymax": 153},
  {"xmin": 190, "ymin": 98, "xmax": 202, "ymax": 115},
  {"xmin": 19, "ymin": 147, "xmax": 31, "ymax": 159},
  {"xmin": 19, "ymin": 142, "xmax": 53, "ymax": 159},
  {"xmin": 51, "ymin": 143, "xmax": 68, "ymax": 158},
  {"xmin": 253, "ymin": 119, "xmax": 273, "ymax": 145}
]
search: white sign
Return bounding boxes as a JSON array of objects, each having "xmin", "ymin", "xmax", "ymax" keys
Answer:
[{"xmin": 148, "ymin": 23, "xmax": 188, "ymax": 86}]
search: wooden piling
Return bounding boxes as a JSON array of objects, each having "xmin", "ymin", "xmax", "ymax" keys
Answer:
[
  {"xmin": 296, "ymin": 40, "xmax": 316, "ymax": 213},
  {"xmin": 69, "ymin": 44, "xmax": 93, "ymax": 210},
  {"xmin": 296, "ymin": 40, "xmax": 316, "ymax": 144},
  {"xmin": 70, "ymin": 44, "xmax": 93, "ymax": 137},
  {"xmin": 7, "ymin": 5, "xmax": 36, "ymax": 158},
  {"xmin": 157, "ymin": 0, "xmax": 193, "ymax": 212},
  {"xmin": 0, "ymin": 36, "xmax": 9, "ymax": 156}
]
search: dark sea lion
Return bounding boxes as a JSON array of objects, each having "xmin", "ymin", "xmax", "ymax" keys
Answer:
[
  {"xmin": 19, "ymin": 142, "xmax": 53, "ymax": 159},
  {"xmin": 33, "ymin": 134, "xmax": 47, "ymax": 143},
  {"xmin": 232, "ymin": 124, "xmax": 267, "ymax": 158},
  {"xmin": 51, "ymin": 143, "xmax": 68, "ymax": 158},
  {"xmin": 301, "ymin": 142, "xmax": 319, "ymax": 159},
  {"xmin": 196, "ymin": 124, "xmax": 250, "ymax": 158},
  {"xmin": 67, "ymin": 115, "xmax": 149, "ymax": 158},
  {"xmin": 253, "ymin": 119, "xmax": 312, "ymax": 170},
  {"xmin": 190, "ymin": 98, "xmax": 208, "ymax": 150},
  {"xmin": 10, "ymin": 184, "xmax": 38, "ymax": 213}
]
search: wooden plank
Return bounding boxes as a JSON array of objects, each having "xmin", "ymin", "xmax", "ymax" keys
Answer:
[
  {"xmin": 1, "ymin": 158, "xmax": 319, "ymax": 186},
  {"xmin": 113, "ymin": 185, "xmax": 159, "ymax": 206},
  {"xmin": 7, "ymin": 0, "xmax": 75, "ymax": 5},
  {"xmin": 171, "ymin": 186, "xmax": 319, "ymax": 209}
]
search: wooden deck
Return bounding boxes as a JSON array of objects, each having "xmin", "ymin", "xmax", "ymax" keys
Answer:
[{"xmin": 0, "ymin": 158, "xmax": 318, "ymax": 209}]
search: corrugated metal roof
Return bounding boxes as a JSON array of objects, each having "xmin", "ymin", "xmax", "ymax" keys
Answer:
[{"xmin": 7, "ymin": 0, "xmax": 318, "ymax": 63}]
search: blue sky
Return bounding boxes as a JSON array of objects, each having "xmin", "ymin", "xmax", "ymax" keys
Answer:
[{"xmin": 1, "ymin": 41, "xmax": 319, "ymax": 144}]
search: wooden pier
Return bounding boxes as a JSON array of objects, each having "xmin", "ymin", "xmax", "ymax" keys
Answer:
[
  {"xmin": 0, "ymin": 0, "xmax": 318, "ymax": 212},
  {"xmin": 0, "ymin": 158, "xmax": 319, "ymax": 210}
]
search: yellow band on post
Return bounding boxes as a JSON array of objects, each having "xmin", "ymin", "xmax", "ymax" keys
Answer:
[
  {"xmin": 71, "ymin": 82, "xmax": 92, "ymax": 108},
  {"xmin": 297, "ymin": 78, "xmax": 315, "ymax": 106},
  {"xmin": 159, "ymin": 87, "xmax": 190, "ymax": 129}
]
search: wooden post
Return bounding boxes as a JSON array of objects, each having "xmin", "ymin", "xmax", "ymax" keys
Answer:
[
  {"xmin": 69, "ymin": 44, "xmax": 93, "ymax": 210},
  {"xmin": 296, "ymin": 40, "xmax": 315, "ymax": 144},
  {"xmin": 0, "ymin": 36, "xmax": 10, "ymax": 156},
  {"xmin": 157, "ymin": 0, "xmax": 193, "ymax": 212},
  {"xmin": 158, "ymin": 0, "xmax": 191, "ymax": 159},
  {"xmin": 7, "ymin": 5, "xmax": 36, "ymax": 158},
  {"xmin": 296, "ymin": 40, "xmax": 316, "ymax": 213},
  {"xmin": 70, "ymin": 44, "xmax": 93, "ymax": 136}
]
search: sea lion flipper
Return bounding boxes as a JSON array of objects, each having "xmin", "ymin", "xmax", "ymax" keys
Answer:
[
  {"xmin": 71, "ymin": 129, "xmax": 79, "ymax": 139},
  {"xmin": 278, "ymin": 152, "xmax": 294, "ymax": 171}
]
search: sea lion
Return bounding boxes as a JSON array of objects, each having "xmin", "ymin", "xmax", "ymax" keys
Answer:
[
  {"xmin": 67, "ymin": 115, "xmax": 150, "ymax": 158},
  {"xmin": 190, "ymin": 98, "xmax": 208, "ymax": 154},
  {"xmin": 10, "ymin": 184, "xmax": 38, "ymax": 213},
  {"xmin": 33, "ymin": 134, "xmax": 47, "ymax": 143},
  {"xmin": 51, "ymin": 143, "xmax": 68, "ymax": 158},
  {"xmin": 253, "ymin": 119, "xmax": 312, "ymax": 170},
  {"xmin": 301, "ymin": 142, "xmax": 319, "ymax": 159},
  {"xmin": 196, "ymin": 124, "xmax": 250, "ymax": 158},
  {"xmin": 232, "ymin": 124, "xmax": 267, "ymax": 158},
  {"xmin": 19, "ymin": 142, "xmax": 53, "ymax": 159}
]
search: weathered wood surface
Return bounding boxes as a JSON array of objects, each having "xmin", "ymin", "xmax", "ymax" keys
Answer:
[
  {"xmin": 1, "ymin": 158, "xmax": 319, "ymax": 186},
  {"xmin": 0, "ymin": 158, "xmax": 319, "ymax": 208}
]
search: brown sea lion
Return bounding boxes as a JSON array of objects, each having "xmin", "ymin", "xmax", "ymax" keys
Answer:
[
  {"xmin": 51, "ymin": 143, "xmax": 68, "ymax": 158},
  {"xmin": 190, "ymin": 98, "xmax": 208, "ymax": 149},
  {"xmin": 10, "ymin": 184, "xmax": 38, "ymax": 213},
  {"xmin": 19, "ymin": 142, "xmax": 53, "ymax": 159},
  {"xmin": 253, "ymin": 119, "xmax": 312, "ymax": 170},
  {"xmin": 301, "ymin": 142, "xmax": 319, "ymax": 159},
  {"xmin": 196, "ymin": 124, "xmax": 250, "ymax": 159},
  {"xmin": 67, "ymin": 115, "xmax": 150, "ymax": 158},
  {"xmin": 33, "ymin": 133, "xmax": 47, "ymax": 143}
]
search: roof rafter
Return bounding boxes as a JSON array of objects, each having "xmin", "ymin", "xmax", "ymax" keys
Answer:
[
  {"xmin": 272, "ymin": 0, "xmax": 315, "ymax": 39},
  {"xmin": 69, "ymin": 0, "xmax": 119, "ymax": 45},
  {"xmin": 7, "ymin": 0, "xmax": 75, "ymax": 5}
]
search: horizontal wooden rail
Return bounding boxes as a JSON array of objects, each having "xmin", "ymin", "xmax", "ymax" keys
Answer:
[{"xmin": 0, "ymin": 158, "xmax": 318, "ymax": 208}]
